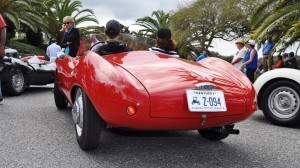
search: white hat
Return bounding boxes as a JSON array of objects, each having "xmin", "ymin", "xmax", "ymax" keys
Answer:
[
  {"xmin": 235, "ymin": 38, "xmax": 244, "ymax": 45},
  {"xmin": 247, "ymin": 39, "xmax": 256, "ymax": 46}
]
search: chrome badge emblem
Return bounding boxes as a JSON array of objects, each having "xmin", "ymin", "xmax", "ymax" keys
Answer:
[{"xmin": 195, "ymin": 82, "xmax": 217, "ymax": 90}]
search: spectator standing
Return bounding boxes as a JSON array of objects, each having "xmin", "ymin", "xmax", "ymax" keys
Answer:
[
  {"xmin": 46, "ymin": 38, "xmax": 61, "ymax": 62},
  {"xmin": 149, "ymin": 28, "xmax": 179, "ymax": 58},
  {"xmin": 196, "ymin": 49, "xmax": 209, "ymax": 62},
  {"xmin": 282, "ymin": 53, "xmax": 288, "ymax": 67},
  {"xmin": 0, "ymin": 14, "xmax": 7, "ymax": 102},
  {"xmin": 262, "ymin": 39, "xmax": 275, "ymax": 71},
  {"xmin": 60, "ymin": 16, "xmax": 80, "ymax": 57},
  {"xmin": 284, "ymin": 52, "xmax": 298, "ymax": 69},
  {"xmin": 95, "ymin": 20, "xmax": 132, "ymax": 55},
  {"xmin": 243, "ymin": 40, "xmax": 258, "ymax": 83},
  {"xmin": 231, "ymin": 39, "xmax": 247, "ymax": 71},
  {"xmin": 272, "ymin": 55, "xmax": 284, "ymax": 69},
  {"xmin": 282, "ymin": 53, "xmax": 288, "ymax": 60}
]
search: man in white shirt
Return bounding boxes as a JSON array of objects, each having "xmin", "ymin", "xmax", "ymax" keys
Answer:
[
  {"xmin": 231, "ymin": 38, "xmax": 247, "ymax": 71},
  {"xmin": 47, "ymin": 38, "xmax": 61, "ymax": 62}
]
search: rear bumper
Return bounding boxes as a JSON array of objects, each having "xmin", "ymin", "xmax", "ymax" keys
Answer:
[{"xmin": 105, "ymin": 111, "xmax": 254, "ymax": 131}]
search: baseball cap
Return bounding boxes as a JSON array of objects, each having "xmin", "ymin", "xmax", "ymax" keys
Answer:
[
  {"xmin": 105, "ymin": 20, "xmax": 121, "ymax": 36},
  {"xmin": 157, "ymin": 28, "xmax": 172, "ymax": 39}
]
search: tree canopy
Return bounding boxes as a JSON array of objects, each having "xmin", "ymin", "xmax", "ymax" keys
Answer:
[
  {"xmin": 0, "ymin": 0, "xmax": 44, "ymax": 32},
  {"xmin": 251, "ymin": 0, "xmax": 300, "ymax": 53},
  {"xmin": 170, "ymin": 0, "xmax": 261, "ymax": 58},
  {"xmin": 134, "ymin": 10, "xmax": 172, "ymax": 38},
  {"xmin": 42, "ymin": 0, "xmax": 99, "ymax": 42}
]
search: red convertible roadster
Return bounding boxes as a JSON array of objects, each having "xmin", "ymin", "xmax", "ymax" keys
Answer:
[{"xmin": 54, "ymin": 41, "xmax": 256, "ymax": 150}]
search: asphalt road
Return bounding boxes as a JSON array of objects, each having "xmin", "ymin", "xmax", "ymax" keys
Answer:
[{"xmin": 0, "ymin": 85, "xmax": 299, "ymax": 168}]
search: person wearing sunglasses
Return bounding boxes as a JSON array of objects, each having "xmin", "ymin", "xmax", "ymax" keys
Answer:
[{"xmin": 60, "ymin": 16, "xmax": 80, "ymax": 57}]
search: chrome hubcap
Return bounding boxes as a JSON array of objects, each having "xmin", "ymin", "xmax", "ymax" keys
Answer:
[
  {"xmin": 268, "ymin": 86, "xmax": 300, "ymax": 119},
  {"xmin": 72, "ymin": 90, "xmax": 83, "ymax": 136},
  {"xmin": 12, "ymin": 70, "xmax": 24, "ymax": 92}
]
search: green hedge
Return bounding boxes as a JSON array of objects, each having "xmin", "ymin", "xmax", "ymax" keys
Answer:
[{"xmin": 7, "ymin": 41, "xmax": 46, "ymax": 56}]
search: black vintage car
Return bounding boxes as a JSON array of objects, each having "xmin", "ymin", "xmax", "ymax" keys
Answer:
[{"xmin": 0, "ymin": 48, "xmax": 54, "ymax": 96}]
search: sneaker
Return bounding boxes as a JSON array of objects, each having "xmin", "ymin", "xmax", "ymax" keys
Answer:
[{"xmin": 0, "ymin": 97, "xmax": 3, "ymax": 102}]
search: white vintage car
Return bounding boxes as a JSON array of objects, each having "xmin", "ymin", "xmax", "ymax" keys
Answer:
[{"xmin": 254, "ymin": 68, "xmax": 300, "ymax": 126}]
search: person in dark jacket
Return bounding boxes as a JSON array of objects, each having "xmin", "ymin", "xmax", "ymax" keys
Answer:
[
  {"xmin": 95, "ymin": 20, "xmax": 132, "ymax": 56},
  {"xmin": 60, "ymin": 16, "xmax": 80, "ymax": 57},
  {"xmin": 284, "ymin": 52, "xmax": 299, "ymax": 69}
]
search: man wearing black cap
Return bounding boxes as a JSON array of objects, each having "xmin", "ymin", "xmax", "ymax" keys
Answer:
[
  {"xmin": 149, "ymin": 28, "xmax": 179, "ymax": 58},
  {"xmin": 95, "ymin": 20, "xmax": 132, "ymax": 55}
]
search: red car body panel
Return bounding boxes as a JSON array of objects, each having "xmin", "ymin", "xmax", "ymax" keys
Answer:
[{"xmin": 55, "ymin": 50, "xmax": 256, "ymax": 130}]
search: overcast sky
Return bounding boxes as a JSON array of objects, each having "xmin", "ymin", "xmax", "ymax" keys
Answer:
[
  {"xmin": 81, "ymin": 0, "xmax": 193, "ymax": 31},
  {"xmin": 79, "ymin": 0, "xmax": 297, "ymax": 56}
]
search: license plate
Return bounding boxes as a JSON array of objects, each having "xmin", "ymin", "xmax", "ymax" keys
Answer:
[{"xmin": 186, "ymin": 90, "xmax": 227, "ymax": 112}]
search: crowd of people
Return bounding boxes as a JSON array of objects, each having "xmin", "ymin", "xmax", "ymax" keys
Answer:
[
  {"xmin": 230, "ymin": 38, "xmax": 299, "ymax": 83},
  {"xmin": 0, "ymin": 15, "xmax": 181, "ymax": 102},
  {"xmin": 0, "ymin": 14, "xmax": 299, "ymax": 101},
  {"xmin": 29, "ymin": 15, "xmax": 300, "ymax": 83}
]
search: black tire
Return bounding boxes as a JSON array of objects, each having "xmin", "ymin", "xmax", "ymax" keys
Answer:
[
  {"xmin": 198, "ymin": 125, "xmax": 233, "ymax": 141},
  {"xmin": 54, "ymin": 82, "xmax": 68, "ymax": 109},
  {"xmin": 5, "ymin": 67, "xmax": 26, "ymax": 96},
  {"xmin": 72, "ymin": 88, "xmax": 101, "ymax": 150},
  {"xmin": 261, "ymin": 80, "xmax": 300, "ymax": 126}
]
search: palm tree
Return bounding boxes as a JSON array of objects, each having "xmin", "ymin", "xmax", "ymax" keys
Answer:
[
  {"xmin": 42, "ymin": 0, "xmax": 99, "ymax": 42},
  {"xmin": 134, "ymin": 10, "xmax": 172, "ymax": 38},
  {"xmin": 0, "ymin": 0, "xmax": 44, "ymax": 32},
  {"xmin": 251, "ymin": 0, "xmax": 300, "ymax": 52}
]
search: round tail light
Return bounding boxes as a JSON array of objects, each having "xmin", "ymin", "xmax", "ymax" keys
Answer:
[{"xmin": 126, "ymin": 106, "xmax": 137, "ymax": 116}]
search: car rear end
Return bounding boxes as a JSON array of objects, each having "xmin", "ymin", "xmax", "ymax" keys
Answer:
[{"xmin": 103, "ymin": 52, "xmax": 256, "ymax": 130}]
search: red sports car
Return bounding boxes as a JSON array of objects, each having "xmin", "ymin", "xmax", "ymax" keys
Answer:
[{"xmin": 54, "ymin": 41, "xmax": 256, "ymax": 150}]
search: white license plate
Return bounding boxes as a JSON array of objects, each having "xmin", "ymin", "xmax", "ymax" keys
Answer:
[{"xmin": 186, "ymin": 90, "xmax": 227, "ymax": 112}]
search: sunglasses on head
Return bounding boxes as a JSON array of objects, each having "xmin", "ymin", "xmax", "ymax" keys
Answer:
[{"xmin": 63, "ymin": 22, "xmax": 70, "ymax": 25}]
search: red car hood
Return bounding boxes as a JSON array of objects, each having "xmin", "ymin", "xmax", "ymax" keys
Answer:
[{"xmin": 106, "ymin": 51, "xmax": 253, "ymax": 118}]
